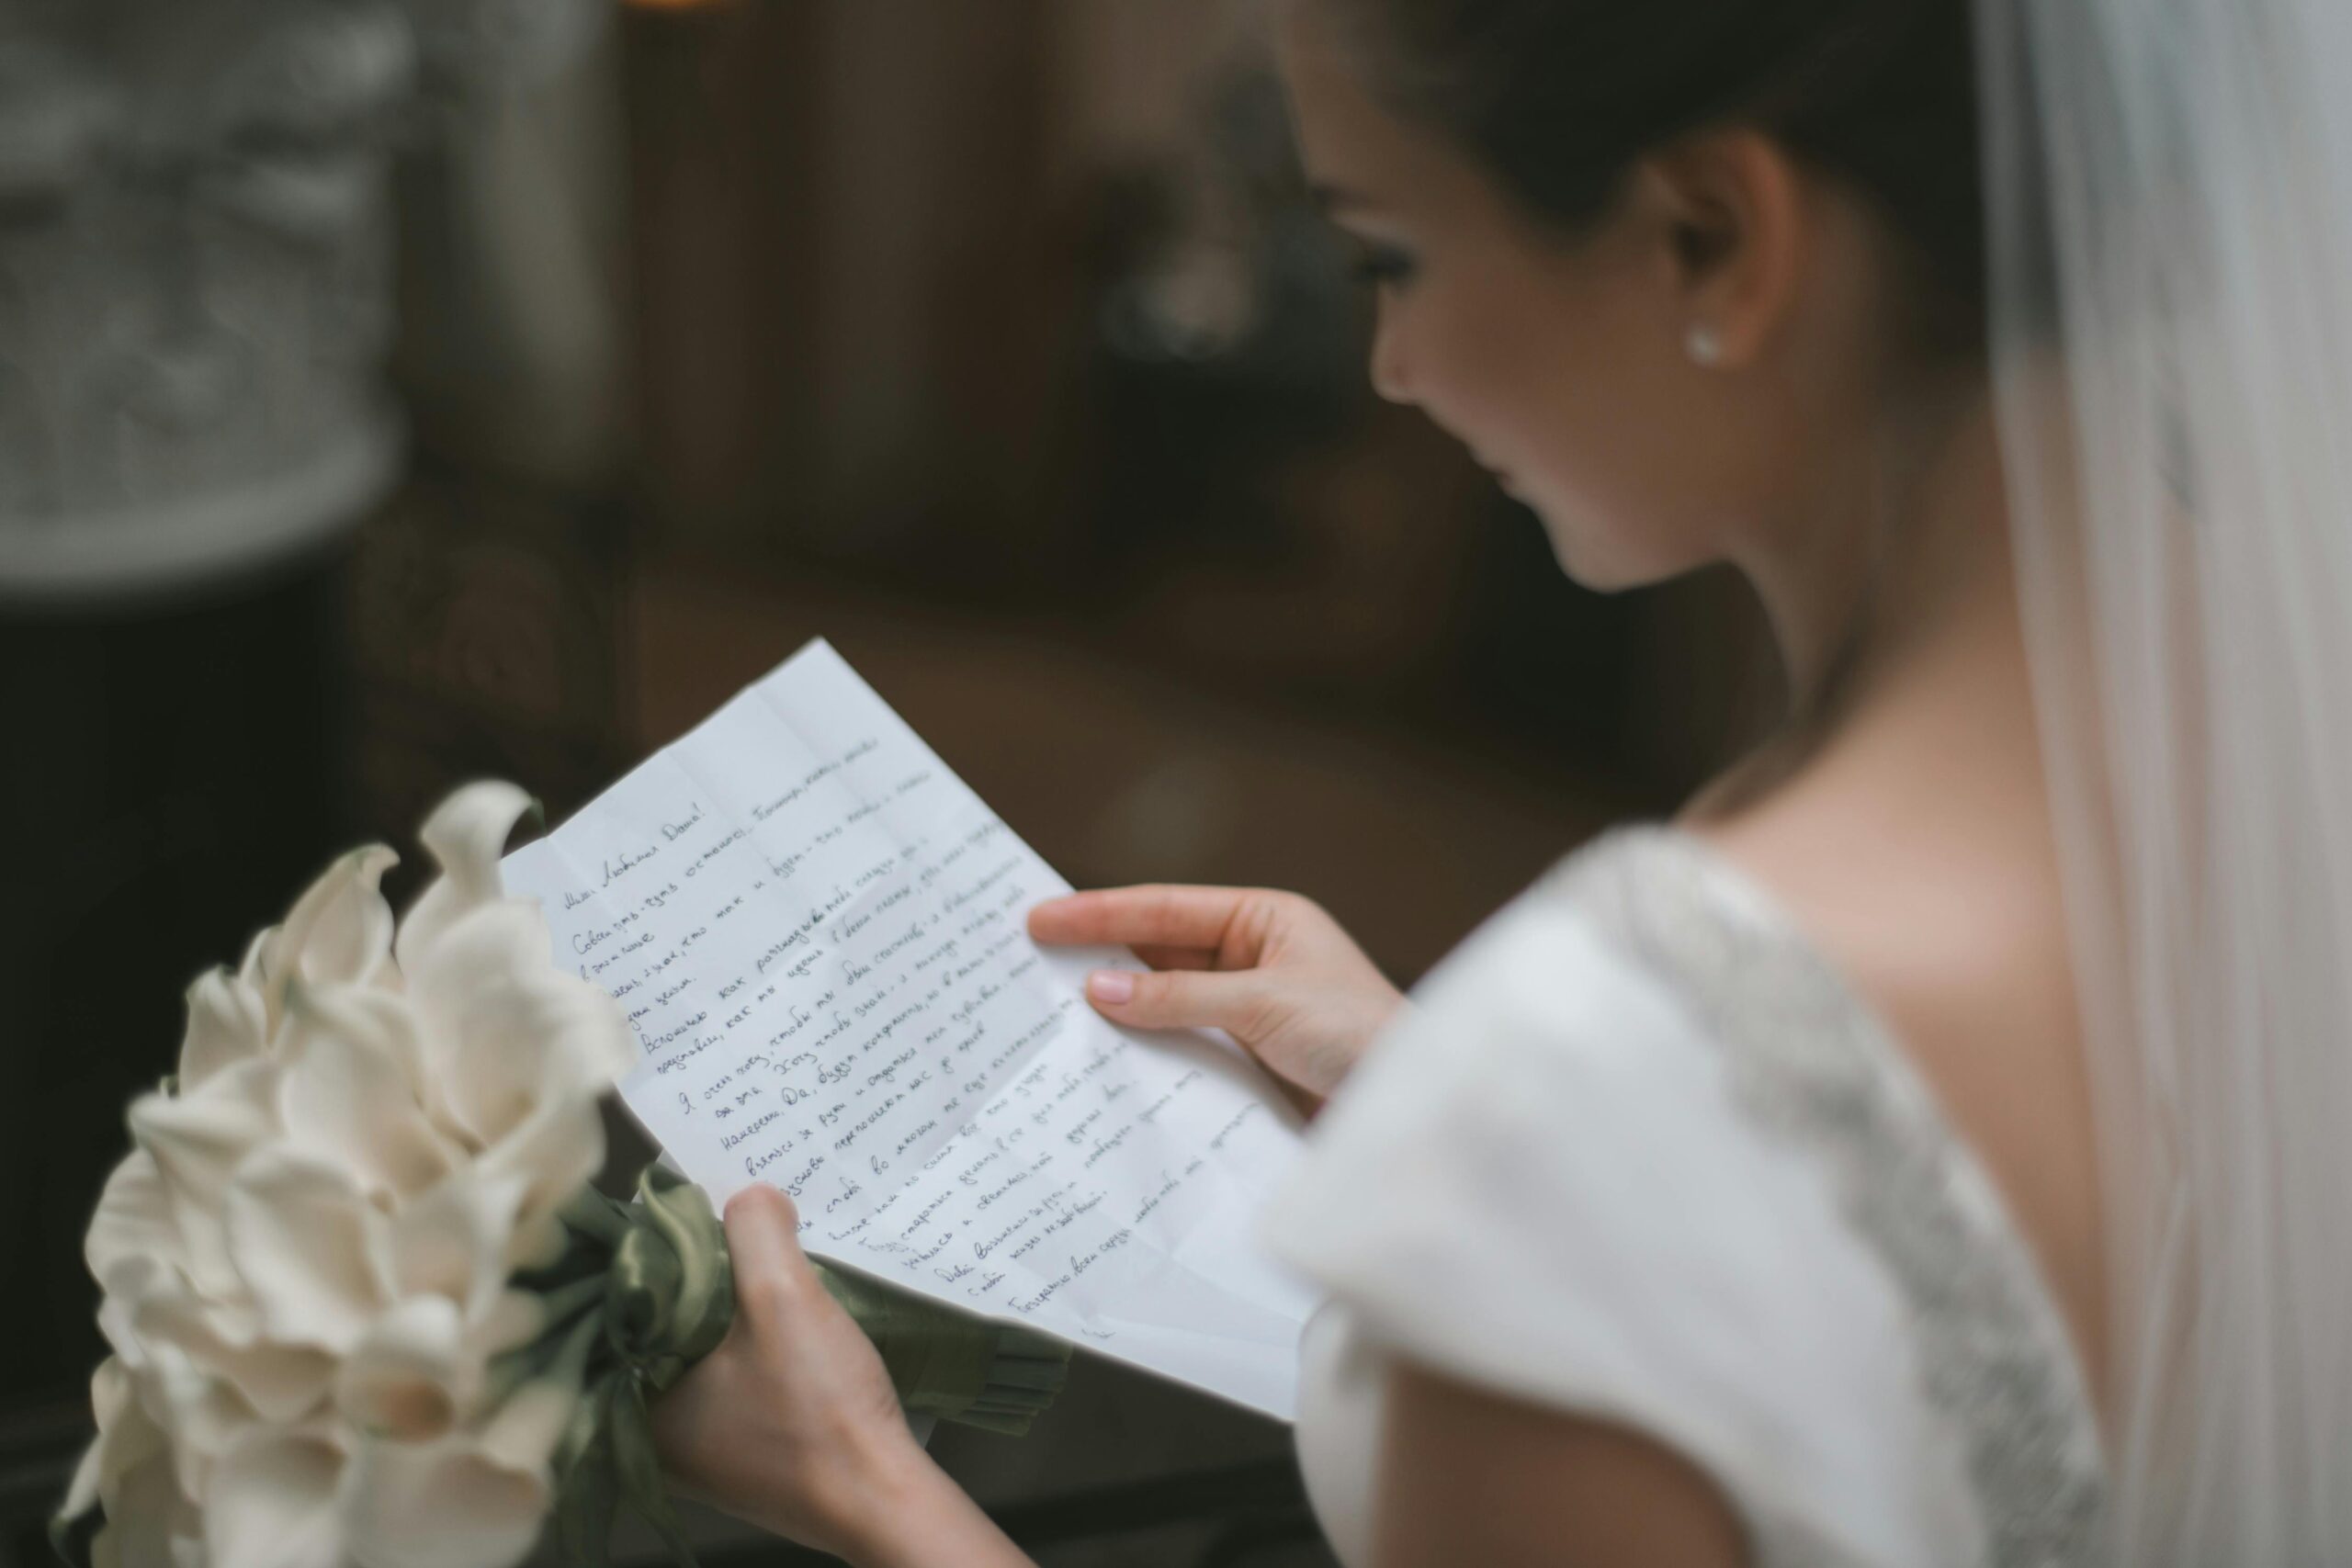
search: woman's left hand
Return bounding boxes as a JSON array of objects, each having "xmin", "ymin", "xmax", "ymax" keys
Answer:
[{"xmin": 649, "ymin": 1186, "xmax": 944, "ymax": 1562}]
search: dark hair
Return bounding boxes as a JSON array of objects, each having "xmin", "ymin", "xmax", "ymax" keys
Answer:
[{"xmin": 1333, "ymin": 0, "xmax": 1987, "ymax": 361}]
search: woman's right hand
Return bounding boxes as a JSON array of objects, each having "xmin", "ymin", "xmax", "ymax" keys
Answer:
[{"xmin": 1025, "ymin": 886, "xmax": 1405, "ymax": 1114}]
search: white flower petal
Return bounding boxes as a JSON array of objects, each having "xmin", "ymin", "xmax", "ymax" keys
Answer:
[
  {"xmin": 338, "ymin": 1337, "xmax": 587, "ymax": 1568},
  {"xmin": 256, "ymin": 845, "xmax": 401, "ymax": 1023},
  {"xmin": 222, "ymin": 1150, "xmax": 393, "ymax": 1355},
  {"xmin": 203, "ymin": 1426, "xmax": 345, "ymax": 1568},
  {"xmin": 95, "ymin": 1250, "xmax": 187, "ymax": 1372},
  {"xmin": 443, "ymin": 977, "xmax": 630, "ymax": 1155},
  {"xmin": 479, "ymin": 1098, "xmax": 605, "ymax": 1271},
  {"xmin": 436, "ymin": 1008, "xmax": 555, "ymax": 1153},
  {"xmin": 555, "ymin": 977, "xmax": 635, "ymax": 1090},
  {"xmin": 238, "ymin": 928, "xmax": 269, "ymax": 993},
  {"xmin": 340, "ymin": 1385, "xmax": 571, "ymax": 1568},
  {"xmin": 114, "ymin": 1328, "xmax": 264, "ymax": 1503},
  {"xmin": 129, "ymin": 1059, "xmax": 281, "ymax": 1302},
  {"xmin": 132, "ymin": 1288, "xmax": 328, "ymax": 1429},
  {"xmin": 405, "ymin": 900, "xmax": 557, "ymax": 1028},
  {"xmin": 277, "ymin": 987, "xmax": 454, "ymax": 1200},
  {"xmin": 472, "ymin": 1374, "xmax": 578, "ymax": 1480},
  {"xmin": 85, "ymin": 1150, "xmax": 184, "ymax": 1299},
  {"xmin": 403, "ymin": 893, "xmax": 632, "ymax": 1144},
  {"xmin": 336, "ymin": 1296, "xmax": 474, "ymax": 1440},
  {"xmin": 394, "ymin": 783, "xmax": 536, "ymax": 976},
  {"xmin": 63, "ymin": 1427, "xmax": 104, "ymax": 1527},
  {"xmin": 403, "ymin": 902, "xmax": 564, "ymax": 1140},
  {"xmin": 89, "ymin": 1450, "xmax": 197, "ymax": 1568},
  {"xmin": 62, "ymin": 1359, "xmax": 166, "ymax": 1525},
  {"xmin": 469, "ymin": 1290, "xmax": 548, "ymax": 1363},
  {"xmin": 95, "ymin": 1264, "xmax": 162, "ymax": 1372},
  {"xmin": 179, "ymin": 967, "xmax": 269, "ymax": 1090},
  {"xmin": 390, "ymin": 1174, "xmax": 526, "ymax": 1325}
]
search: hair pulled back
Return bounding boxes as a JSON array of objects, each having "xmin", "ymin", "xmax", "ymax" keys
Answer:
[{"xmin": 1331, "ymin": 0, "xmax": 1986, "ymax": 359}]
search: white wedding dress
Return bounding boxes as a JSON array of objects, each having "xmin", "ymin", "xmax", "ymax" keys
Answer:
[{"xmin": 1258, "ymin": 827, "xmax": 2109, "ymax": 1567}]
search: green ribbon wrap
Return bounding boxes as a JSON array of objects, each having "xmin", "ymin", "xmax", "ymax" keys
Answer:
[{"xmin": 532, "ymin": 1167, "xmax": 1071, "ymax": 1567}]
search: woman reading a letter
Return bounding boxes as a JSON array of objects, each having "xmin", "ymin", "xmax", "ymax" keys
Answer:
[{"xmin": 655, "ymin": 1, "xmax": 2352, "ymax": 1562}]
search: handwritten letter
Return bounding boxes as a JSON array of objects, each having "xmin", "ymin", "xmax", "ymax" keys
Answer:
[{"xmin": 503, "ymin": 640, "xmax": 1316, "ymax": 1420}]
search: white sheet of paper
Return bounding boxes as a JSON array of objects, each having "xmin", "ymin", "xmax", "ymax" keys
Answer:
[{"xmin": 501, "ymin": 638, "xmax": 1317, "ymax": 1421}]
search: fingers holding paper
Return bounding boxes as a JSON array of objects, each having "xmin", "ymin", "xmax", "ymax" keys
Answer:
[
  {"xmin": 1026, "ymin": 883, "xmax": 1261, "ymax": 961},
  {"xmin": 1026, "ymin": 884, "xmax": 1408, "ymax": 1110}
]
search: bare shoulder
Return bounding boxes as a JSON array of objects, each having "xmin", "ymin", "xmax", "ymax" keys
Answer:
[
  {"xmin": 1688, "ymin": 758, "xmax": 2072, "ymax": 1024},
  {"xmin": 1679, "ymin": 733, "xmax": 2108, "ymax": 1406}
]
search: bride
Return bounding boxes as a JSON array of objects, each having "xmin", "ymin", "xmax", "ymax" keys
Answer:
[{"xmin": 651, "ymin": 0, "xmax": 2352, "ymax": 1562}]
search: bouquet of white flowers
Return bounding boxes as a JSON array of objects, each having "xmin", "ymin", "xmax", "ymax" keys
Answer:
[{"xmin": 52, "ymin": 784, "xmax": 1069, "ymax": 1568}]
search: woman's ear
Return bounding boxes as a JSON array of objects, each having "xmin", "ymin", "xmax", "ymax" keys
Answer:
[{"xmin": 1631, "ymin": 130, "xmax": 1809, "ymax": 371}]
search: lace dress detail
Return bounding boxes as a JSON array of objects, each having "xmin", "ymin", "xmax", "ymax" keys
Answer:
[{"xmin": 1555, "ymin": 829, "xmax": 2109, "ymax": 1567}]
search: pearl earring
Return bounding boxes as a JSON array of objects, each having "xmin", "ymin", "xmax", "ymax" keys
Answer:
[{"xmin": 1685, "ymin": 322, "xmax": 1724, "ymax": 367}]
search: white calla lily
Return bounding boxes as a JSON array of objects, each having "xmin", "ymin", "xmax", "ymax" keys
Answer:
[
  {"xmin": 255, "ymin": 846, "xmax": 400, "ymax": 1024},
  {"xmin": 88, "ymin": 1447, "xmax": 200, "ymax": 1568},
  {"xmin": 69, "ymin": 782, "xmax": 631, "ymax": 1568},
  {"xmin": 237, "ymin": 928, "xmax": 270, "ymax": 994},
  {"xmin": 425, "ymin": 991, "xmax": 561, "ymax": 1154},
  {"xmin": 62, "ymin": 1359, "xmax": 165, "ymax": 1527},
  {"xmin": 94, "ymin": 1280, "xmax": 153, "ymax": 1376},
  {"xmin": 469, "ymin": 1291, "xmax": 548, "ymax": 1366},
  {"xmin": 340, "ymin": 1374, "xmax": 576, "ymax": 1568},
  {"xmin": 129, "ymin": 1059, "xmax": 282, "ymax": 1302},
  {"xmin": 394, "ymin": 783, "xmax": 537, "ymax": 977},
  {"xmin": 222, "ymin": 1149, "xmax": 398, "ymax": 1355},
  {"xmin": 277, "ymin": 987, "xmax": 456, "ymax": 1201},
  {"xmin": 544, "ymin": 980, "xmax": 635, "ymax": 1099},
  {"xmin": 402, "ymin": 914, "xmax": 630, "ymax": 1238},
  {"xmin": 479, "ymin": 1095, "xmax": 607, "ymax": 1272},
  {"xmin": 401, "ymin": 895, "xmax": 562, "ymax": 1010},
  {"xmin": 85, "ymin": 1151, "xmax": 183, "ymax": 1302},
  {"xmin": 388, "ymin": 1172, "xmax": 525, "ymax": 1326},
  {"xmin": 132, "ymin": 1280, "xmax": 332, "ymax": 1427},
  {"xmin": 120, "ymin": 1331, "xmax": 268, "ymax": 1505},
  {"xmin": 202, "ymin": 1426, "xmax": 346, "ymax": 1568},
  {"xmin": 336, "ymin": 1296, "xmax": 474, "ymax": 1441},
  {"xmin": 402, "ymin": 900, "xmax": 590, "ymax": 1103},
  {"xmin": 178, "ymin": 967, "xmax": 269, "ymax": 1090}
]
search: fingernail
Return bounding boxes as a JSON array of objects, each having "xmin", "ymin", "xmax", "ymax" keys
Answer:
[{"xmin": 1088, "ymin": 970, "xmax": 1135, "ymax": 1005}]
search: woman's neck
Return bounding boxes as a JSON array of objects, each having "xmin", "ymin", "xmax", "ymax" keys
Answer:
[
  {"xmin": 1686, "ymin": 378, "xmax": 2031, "ymax": 825},
  {"xmin": 1752, "ymin": 376, "xmax": 2016, "ymax": 708}
]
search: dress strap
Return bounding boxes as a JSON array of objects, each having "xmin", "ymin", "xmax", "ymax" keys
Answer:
[
  {"xmin": 1555, "ymin": 828, "xmax": 2108, "ymax": 1566},
  {"xmin": 1260, "ymin": 825, "xmax": 2108, "ymax": 1567}
]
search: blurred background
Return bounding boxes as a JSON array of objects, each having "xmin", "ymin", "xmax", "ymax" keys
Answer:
[{"xmin": 0, "ymin": 0, "xmax": 1774, "ymax": 1562}]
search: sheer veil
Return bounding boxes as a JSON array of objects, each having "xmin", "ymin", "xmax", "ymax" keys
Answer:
[{"xmin": 1978, "ymin": 0, "xmax": 2352, "ymax": 1557}]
